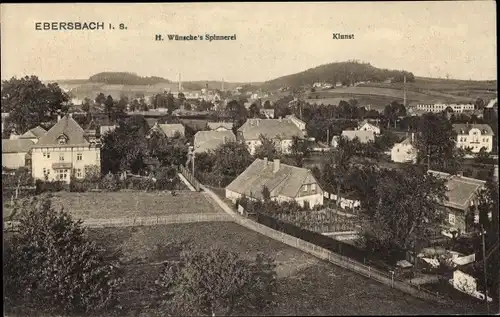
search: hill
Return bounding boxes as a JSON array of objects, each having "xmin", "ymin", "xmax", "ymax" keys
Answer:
[
  {"xmin": 261, "ymin": 61, "xmax": 414, "ymax": 89},
  {"xmin": 88, "ymin": 72, "xmax": 171, "ymax": 85}
]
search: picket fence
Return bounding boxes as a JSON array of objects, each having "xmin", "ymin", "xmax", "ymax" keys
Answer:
[{"xmin": 179, "ymin": 165, "xmax": 201, "ymax": 191}]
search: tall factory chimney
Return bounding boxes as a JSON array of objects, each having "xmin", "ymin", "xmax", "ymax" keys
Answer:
[{"xmin": 178, "ymin": 73, "xmax": 182, "ymax": 92}]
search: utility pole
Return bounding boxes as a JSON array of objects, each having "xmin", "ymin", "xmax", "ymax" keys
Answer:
[
  {"xmin": 481, "ymin": 224, "xmax": 490, "ymax": 314},
  {"xmin": 403, "ymin": 74, "xmax": 407, "ymax": 109},
  {"xmin": 327, "ymin": 129, "xmax": 330, "ymax": 145}
]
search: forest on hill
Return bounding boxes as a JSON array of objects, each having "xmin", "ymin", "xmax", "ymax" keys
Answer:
[
  {"xmin": 88, "ymin": 72, "xmax": 171, "ymax": 85},
  {"xmin": 262, "ymin": 61, "xmax": 415, "ymax": 89}
]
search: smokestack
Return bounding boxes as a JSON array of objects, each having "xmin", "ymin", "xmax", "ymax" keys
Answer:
[
  {"xmin": 178, "ymin": 73, "xmax": 182, "ymax": 92},
  {"xmin": 411, "ymin": 132, "xmax": 414, "ymax": 144},
  {"xmin": 273, "ymin": 159, "xmax": 280, "ymax": 173}
]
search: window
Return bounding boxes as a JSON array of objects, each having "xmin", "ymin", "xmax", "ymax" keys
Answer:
[
  {"xmin": 303, "ymin": 184, "xmax": 308, "ymax": 192},
  {"xmin": 57, "ymin": 169, "xmax": 68, "ymax": 180},
  {"xmin": 311, "ymin": 183, "xmax": 316, "ymax": 191},
  {"xmin": 76, "ymin": 169, "xmax": 82, "ymax": 178},
  {"xmin": 59, "ymin": 153, "xmax": 65, "ymax": 161},
  {"xmin": 397, "ymin": 149, "xmax": 400, "ymax": 152},
  {"xmin": 43, "ymin": 152, "xmax": 51, "ymax": 159},
  {"xmin": 77, "ymin": 153, "xmax": 82, "ymax": 161},
  {"xmin": 448, "ymin": 213, "xmax": 456, "ymax": 225}
]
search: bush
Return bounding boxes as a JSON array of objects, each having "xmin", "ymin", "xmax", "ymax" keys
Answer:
[
  {"xmin": 4, "ymin": 196, "xmax": 123, "ymax": 315},
  {"xmin": 127, "ymin": 177, "xmax": 156, "ymax": 191},
  {"xmin": 99, "ymin": 174, "xmax": 120, "ymax": 192},
  {"xmin": 35, "ymin": 180, "xmax": 67, "ymax": 194}
]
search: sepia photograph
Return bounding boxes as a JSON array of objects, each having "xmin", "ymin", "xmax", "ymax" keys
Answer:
[{"xmin": 1, "ymin": 2, "xmax": 499, "ymax": 316}]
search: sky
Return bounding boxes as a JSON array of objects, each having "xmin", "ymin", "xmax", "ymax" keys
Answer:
[{"xmin": 1, "ymin": 2, "xmax": 497, "ymax": 82}]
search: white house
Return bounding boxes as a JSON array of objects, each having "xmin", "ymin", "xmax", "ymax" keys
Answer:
[
  {"xmin": 450, "ymin": 269, "xmax": 492, "ymax": 302},
  {"xmin": 391, "ymin": 133, "xmax": 417, "ymax": 163},
  {"xmin": 31, "ymin": 114, "xmax": 101, "ymax": 183},
  {"xmin": 416, "ymin": 103, "xmax": 475, "ymax": 113},
  {"xmin": 238, "ymin": 118, "xmax": 305, "ymax": 155},
  {"xmin": 453, "ymin": 123, "xmax": 494, "ymax": 153},
  {"xmin": 357, "ymin": 120, "xmax": 381, "ymax": 135},
  {"xmin": 226, "ymin": 158, "xmax": 324, "ymax": 209}
]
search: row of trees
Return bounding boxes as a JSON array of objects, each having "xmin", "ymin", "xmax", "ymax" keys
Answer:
[{"xmin": 4, "ymin": 196, "xmax": 277, "ymax": 316}]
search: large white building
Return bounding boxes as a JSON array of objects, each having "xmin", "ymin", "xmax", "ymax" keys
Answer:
[
  {"xmin": 453, "ymin": 123, "xmax": 494, "ymax": 153},
  {"xmin": 357, "ymin": 120, "xmax": 381, "ymax": 135},
  {"xmin": 238, "ymin": 118, "xmax": 305, "ymax": 155},
  {"xmin": 415, "ymin": 103, "xmax": 475, "ymax": 113},
  {"xmin": 31, "ymin": 114, "xmax": 101, "ymax": 183}
]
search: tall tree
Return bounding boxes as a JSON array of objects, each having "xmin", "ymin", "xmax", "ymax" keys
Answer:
[
  {"xmin": 363, "ymin": 167, "xmax": 447, "ymax": 252},
  {"xmin": 211, "ymin": 142, "xmax": 253, "ymax": 187},
  {"xmin": 254, "ymin": 135, "xmax": 281, "ymax": 160},
  {"xmin": 95, "ymin": 93, "xmax": 106, "ymax": 106},
  {"xmin": 104, "ymin": 95, "xmax": 114, "ymax": 121},
  {"xmin": 4, "ymin": 196, "xmax": 123, "ymax": 315},
  {"xmin": 249, "ymin": 103, "xmax": 260, "ymax": 118},
  {"xmin": 1, "ymin": 76, "xmax": 69, "ymax": 133},
  {"xmin": 415, "ymin": 113, "xmax": 460, "ymax": 173},
  {"xmin": 155, "ymin": 247, "xmax": 276, "ymax": 316}
]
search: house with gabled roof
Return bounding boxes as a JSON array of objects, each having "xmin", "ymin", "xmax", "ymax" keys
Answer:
[
  {"xmin": 194, "ymin": 130, "xmax": 236, "ymax": 153},
  {"xmin": 238, "ymin": 118, "xmax": 305, "ymax": 155},
  {"xmin": 148, "ymin": 122, "xmax": 185, "ymax": 138},
  {"xmin": 31, "ymin": 114, "xmax": 101, "ymax": 183},
  {"xmin": 2, "ymin": 139, "xmax": 34, "ymax": 169},
  {"xmin": 226, "ymin": 158, "xmax": 324, "ymax": 209},
  {"xmin": 17, "ymin": 126, "xmax": 47, "ymax": 144},
  {"xmin": 357, "ymin": 119, "xmax": 381, "ymax": 135},
  {"xmin": 428, "ymin": 170, "xmax": 487, "ymax": 237},
  {"xmin": 391, "ymin": 133, "xmax": 417, "ymax": 163}
]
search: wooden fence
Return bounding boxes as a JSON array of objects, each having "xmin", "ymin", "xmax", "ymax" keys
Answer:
[
  {"xmin": 179, "ymin": 165, "xmax": 201, "ymax": 191},
  {"xmin": 276, "ymin": 209, "xmax": 359, "ymax": 233}
]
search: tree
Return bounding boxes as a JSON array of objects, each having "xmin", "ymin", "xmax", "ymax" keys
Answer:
[
  {"xmin": 254, "ymin": 135, "xmax": 281, "ymax": 161},
  {"xmin": 474, "ymin": 147, "xmax": 491, "ymax": 164},
  {"xmin": 415, "ymin": 113, "xmax": 460, "ymax": 173},
  {"xmin": 211, "ymin": 142, "xmax": 253, "ymax": 187},
  {"xmin": 82, "ymin": 98, "xmax": 92, "ymax": 113},
  {"xmin": 373, "ymin": 130, "xmax": 401, "ymax": 152},
  {"xmin": 288, "ymin": 135, "xmax": 310, "ymax": 167},
  {"xmin": 117, "ymin": 96, "xmax": 128, "ymax": 113},
  {"xmin": 1, "ymin": 76, "xmax": 69, "ymax": 134},
  {"xmin": 101, "ymin": 115, "xmax": 150, "ymax": 174},
  {"xmin": 95, "ymin": 93, "xmax": 106, "ymax": 105},
  {"xmin": 166, "ymin": 93, "xmax": 177, "ymax": 115},
  {"xmin": 249, "ymin": 103, "xmax": 260, "ymax": 118},
  {"xmin": 475, "ymin": 98, "xmax": 485, "ymax": 110},
  {"xmin": 263, "ymin": 100, "xmax": 272, "ymax": 109},
  {"xmin": 104, "ymin": 95, "xmax": 114, "ymax": 120},
  {"xmin": 177, "ymin": 92, "xmax": 186, "ymax": 105},
  {"xmin": 349, "ymin": 99, "xmax": 359, "ymax": 107},
  {"xmin": 4, "ymin": 196, "xmax": 123, "ymax": 315},
  {"xmin": 362, "ymin": 167, "xmax": 447, "ymax": 252},
  {"xmin": 148, "ymin": 131, "xmax": 188, "ymax": 167},
  {"xmin": 155, "ymin": 247, "xmax": 276, "ymax": 316}
]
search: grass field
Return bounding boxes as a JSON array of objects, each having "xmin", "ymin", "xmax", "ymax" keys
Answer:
[
  {"xmin": 86, "ymin": 222, "xmax": 471, "ymax": 316},
  {"xmin": 50, "ymin": 190, "xmax": 223, "ymax": 220}
]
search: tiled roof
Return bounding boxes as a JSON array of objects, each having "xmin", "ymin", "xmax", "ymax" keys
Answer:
[
  {"xmin": 151, "ymin": 123, "xmax": 185, "ymax": 137},
  {"xmin": 226, "ymin": 158, "xmax": 319, "ymax": 200},
  {"xmin": 358, "ymin": 119, "xmax": 379, "ymax": 129},
  {"xmin": 194, "ymin": 130, "xmax": 236, "ymax": 153},
  {"xmin": 428, "ymin": 170, "xmax": 486, "ymax": 211},
  {"xmin": 19, "ymin": 126, "xmax": 47, "ymax": 139},
  {"xmin": 207, "ymin": 122, "xmax": 233, "ymax": 130},
  {"xmin": 2, "ymin": 139, "xmax": 35, "ymax": 153},
  {"xmin": 452, "ymin": 124, "xmax": 494, "ymax": 136},
  {"xmin": 34, "ymin": 115, "xmax": 89, "ymax": 147},
  {"xmin": 238, "ymin": 118, "xmax": 304, "ymax": 140},
  {"xmin": 341, "ymin": 130, "xmax": 375, "ymax": 143}
]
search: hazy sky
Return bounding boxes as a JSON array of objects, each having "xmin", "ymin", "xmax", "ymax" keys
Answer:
[{"xmin": 1, "ymin": 2, "xmax": 497, "ymax": 82}]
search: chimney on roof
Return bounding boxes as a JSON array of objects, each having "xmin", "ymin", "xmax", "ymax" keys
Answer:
[
  {"xmin": 57, "ymin": 115, "xmax": 61, "ymax": 122},
  {"xmin": 273, "ymin": 159, "xmax": 280, "ymax": 173}
]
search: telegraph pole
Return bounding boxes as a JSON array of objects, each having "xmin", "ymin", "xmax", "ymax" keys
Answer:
[
  {"xmin": 403, "ymin": 74, "xmax": 407, "ymax": 109},
  {"xmin": 481, "ymin": 224, "xmax": 490, "ymax": 314}
]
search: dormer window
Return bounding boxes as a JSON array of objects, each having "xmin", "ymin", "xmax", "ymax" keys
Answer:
[{"xmin": 57, "ymin": 134, "xmax": 68, "ymax": 145}]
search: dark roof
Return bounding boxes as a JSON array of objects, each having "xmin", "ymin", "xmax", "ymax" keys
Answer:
[
  {"xmin": 34, "ymin": 115, "xmax": 89, "ymax": 147},
  {"xmin": 19, "ymin": 126, "xmax": 47, "ymax": 139},
  {"xmin": 2, "ymin": 139, "xmax": 35, "ymax": 153},
  {"xmin": 452, "ymin": 124, "xmax": 494, "ymax": 136},
  {"xmin": 226, "ymin": 158, "xmax": 320, "ymax": 200},
  {"xmin": 428, "ymin": 170, "xmax": 486, "ymax": 211}
]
